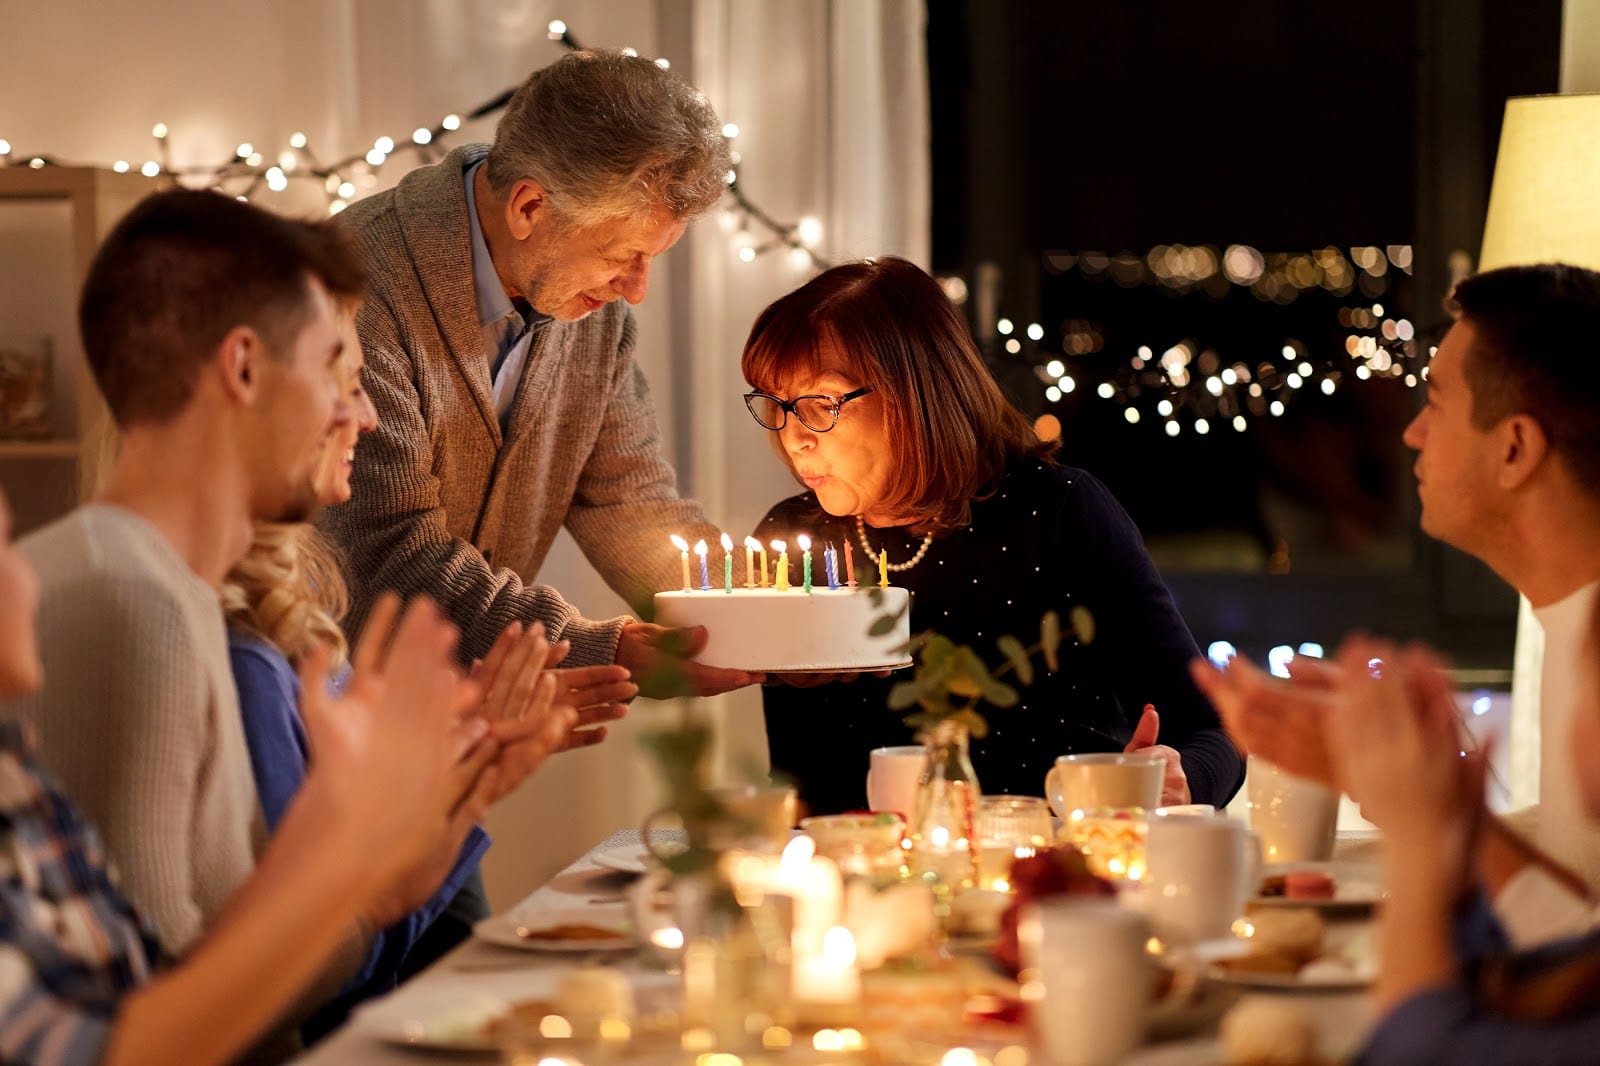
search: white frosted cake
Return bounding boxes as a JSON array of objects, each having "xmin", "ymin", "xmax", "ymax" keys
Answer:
[{"xmin": 654, "ymin": 587, "xmax": 911, "ymax": 672}]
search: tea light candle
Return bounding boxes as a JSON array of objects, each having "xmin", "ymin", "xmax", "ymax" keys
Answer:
[
  {"xmin": 772, "ymin": 540, "xmax": 789, "ymax": 591},
  {"xmin": 794, "ymin": 926, "xmax": 861, "ymax": 1011},
  {"xmin": 798, "ymin": 534, "xmax": 813, "ymax": 594},
  {"xmin": 720, "ymin": 532, "xmax": 734, "ymax": 593},
  {"xmin": 670, "ymin": 534, "xmax": 691, "ymax": 590},
  {"xmin": 844, "ymin": 540, "xmax": 857, "ymax": 587},
  {"xmin": 743, "ymin": 535, "xmax": 759, "ymax": 589},
  {"xmin": 694, "ymin": 539, "xmax": 710, "ymax": 591}
]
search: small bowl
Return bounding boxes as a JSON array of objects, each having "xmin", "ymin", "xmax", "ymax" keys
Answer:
[{"xmin": 801, "ymin": 813, "xmax": 906, "ymax": 876}]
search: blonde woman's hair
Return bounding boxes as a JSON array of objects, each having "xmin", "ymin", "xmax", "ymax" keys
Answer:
[{"xmin": 221, "ymin": 522, "xmax": 349, "ymax": 667}]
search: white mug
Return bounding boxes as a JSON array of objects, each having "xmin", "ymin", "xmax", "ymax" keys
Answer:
[
  {"xmin": 866, "ymin": 746, "xmax": 925, "ymax": 819},
  {"xmin": 1019, "ymin": 898, "xmax": 1149, "ymax": 1065},
  {"xmin": 1045, "ymin": 752, "xmax": 1164, "ymax": 817},
  {"xmin": 1143, "ymin": 814, "xmax": 1262, "ymax": 944},
  {"xmin": 1246, "ymin": 757, "xmax": 1338, "ymax": 863}
]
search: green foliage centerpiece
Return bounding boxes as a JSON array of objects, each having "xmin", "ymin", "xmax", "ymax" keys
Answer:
[{"xmin": 868, "ymin": 590, "xmax": 1094, "ymax": 892}]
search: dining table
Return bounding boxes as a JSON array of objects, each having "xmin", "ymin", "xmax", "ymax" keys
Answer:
[{"xmin": 294, "ymin": 829, "xmax": 1384, "ymax": 1065}]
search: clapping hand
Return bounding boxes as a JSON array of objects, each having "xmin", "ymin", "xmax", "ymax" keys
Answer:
[
  {"xmin": 1124, "ymin": 703, "xmax": 1191, "ymax": 807},
  {"xmin": 296, "ymin": 593, "xmax": 494, "ymax": 920},
  {"xmin": 1189, "ymin": 654, "xmax": 1343, "ymax": 789},
  {"xmin": 1327, "ymin": 637, "xmax": 1490, "ymax": 884},
  {"xmin": 471, "ymin": 622, "xmax": 638, "ymax": 803}
]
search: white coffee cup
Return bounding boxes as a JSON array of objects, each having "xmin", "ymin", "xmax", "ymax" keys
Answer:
[
  {"xmin": 1019, "ymin": 898, "xmax": 1149, "ymax": 1065},
  {"xmin": 1143, "ymin": 814, "xmax": 1262, "ymax": 944},
  {"xmin": 1045, "ymin": 752, "xmax": 1164, "ymax": 817},
  {"xmin": 866, "ymin": 746, "xmax": 925, "ymax": 819},
  {"xmin": 1246, "ymin": 757, "xmax": 1338, "ymax": 863}
]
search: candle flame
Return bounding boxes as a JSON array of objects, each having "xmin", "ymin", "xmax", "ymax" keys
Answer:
[
  {"xmin": 771, "ymin": 539, "xmax": 786, "ymax": 553},
  {"xmin": 693, "ymin": 539, "xmax": 708, "ymax": 555},
  {"xmin": 720, "ymin": 532, "xmax": 734, "ymax": 551},
  {"xmin": 745, "ymin": 535, "xmax": 763, "ymax": 550},
  {"xmin": 670, "ymin": 534, "xmax": 689, "ymax": 551},
  {"xmin": 822, "ymin": 926, "xmax": 857, "ymax": 967},
  {"xmin": 797, "ymin": 533, "xmax": 812, "ymax": 550},
  {"xmin": 780, "ymin": 834, "xmax": 815, "ymax": 874}
]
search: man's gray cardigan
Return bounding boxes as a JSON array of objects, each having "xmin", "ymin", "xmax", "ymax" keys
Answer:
[{"xmin": 319, "ymin": 144, "xmax": 717, "ymax": 665}]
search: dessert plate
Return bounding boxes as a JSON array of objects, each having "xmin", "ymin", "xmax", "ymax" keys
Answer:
[
  {"xmin": 1250, "ymin": 861, "xmax": 1383, "ymax": 913},
  {"xmin": 475, "ymin": 912, "xmax": 635, "ymax": 953}
]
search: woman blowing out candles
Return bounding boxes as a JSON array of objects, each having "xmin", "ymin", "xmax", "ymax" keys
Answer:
[{"xmin": 744, "ymin": 256, "xmax": 1243, "ymax": 814}]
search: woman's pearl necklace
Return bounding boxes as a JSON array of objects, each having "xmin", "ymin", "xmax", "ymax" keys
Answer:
[{"xmin": 855, "ymin": 515, "xmax": 935, "ymax": 573}]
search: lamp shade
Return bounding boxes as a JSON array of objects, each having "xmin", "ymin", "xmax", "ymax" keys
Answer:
[{"xmin": 1479, "ymin": 93, "xmax": 1600, "ymax": 273}]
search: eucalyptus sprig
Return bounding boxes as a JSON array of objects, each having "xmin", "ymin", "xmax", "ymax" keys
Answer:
[{"xmin": 869, "ymin": 589, "xmax": 1095, "ymax": 736}]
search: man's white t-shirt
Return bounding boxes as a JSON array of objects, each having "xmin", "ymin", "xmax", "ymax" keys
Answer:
[{"xmin": 1494, "ymin": 579, "xmax": 1600, "ymax": 948}]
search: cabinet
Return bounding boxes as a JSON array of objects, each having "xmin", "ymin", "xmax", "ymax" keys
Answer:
[{"xmin": 0, "ymin": 167, "xmax": 160, "ymax": 532}]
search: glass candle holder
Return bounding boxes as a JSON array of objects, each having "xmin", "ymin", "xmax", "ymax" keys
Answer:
[
  {"xmin": 975, "ymin": 796, "xmax": 1054, "ymax": 891},
  {"xmin": 1061, "ymin": 807, "xmax": 1149, "ymax": 882}
]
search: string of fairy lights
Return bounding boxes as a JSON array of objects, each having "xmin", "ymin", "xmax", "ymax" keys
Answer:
[
  {"xmin": 3, "ymin": 25, "xmax": 1426, "ymax": 434},
  {"xmin": 970, "ymin": 242, "xmax": 1433, "ymax": 438},
  {"xmin": 0, "ymin": 18, "xmax": 830, "ymax": 271}
]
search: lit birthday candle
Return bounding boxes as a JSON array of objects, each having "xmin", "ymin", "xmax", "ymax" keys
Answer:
[
  {"xmin": 670, "ymin": 534, "xmax": 691, "ymax": 590},
  {"xmin": 844, "ymin": 540, "xmax": 856, "ymax": 587},
  {"xmin": 743, "ymin": 535, "xmax": 759, "ymax": 588},
  {"xmin": 694, "ymin": 539, "xmax": 711, "ymax": 590},
  {"xmin": 798, "ymin": 534, "xmax": 813, "ymax": 594},
  {"xmin": 877, "ymin": 545, "xmax": 889, "ymax": 588},
  {"xmin": 773, "ymin": 540, "xmax": 790, "ymax": 591},
  {"xmin": 826, "ymin": 543, "xmax": 840, "ymax": 589},
  {"xmin": 721, "ymin": 532, "xmax": 734, "ymax": 593},
  {"xmin": 759, "ymin": 540, "xmax": 771, "ymax": 587}
]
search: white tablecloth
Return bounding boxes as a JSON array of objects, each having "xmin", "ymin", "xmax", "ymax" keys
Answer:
[{"xmin": 295, "ymin": 831, "xmax": 1380, "ymax": 1064}]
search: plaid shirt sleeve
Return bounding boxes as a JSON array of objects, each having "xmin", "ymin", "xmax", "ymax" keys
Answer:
[{"xmin": 0, "ymin": 721, "xmax": 164, "ymax": 1065}]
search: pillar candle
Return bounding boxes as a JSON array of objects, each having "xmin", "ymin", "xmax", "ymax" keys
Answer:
[
  {"xmin": 798, "ymin": 534, "xmax": 813, "ymax": 594},
  {"xmin": 721, "ymin": 532, "xmax": 734, "ymax": 593},
  {"xmin": 695, "ymin": 539, "xmax": 711, "ymax": 591},
  {"xmin": 844, "ymin": 540, "xmax": 856, "ymax": 587},
  {"xmin": 743, "ymin": 535, "xmax": 759, "ymax": 589},
  {"xmin": 773, "ymin": 541, "xmax": 789, "ymax": 591},
  {"xmin": 670, "ymin": 534, "xmax": 691, "ymax": 590}
]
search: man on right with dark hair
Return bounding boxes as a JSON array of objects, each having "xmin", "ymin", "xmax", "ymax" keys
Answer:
[{"xmin": 1196, "ymin": 262, "xmax": 1600, "ymax": 946}]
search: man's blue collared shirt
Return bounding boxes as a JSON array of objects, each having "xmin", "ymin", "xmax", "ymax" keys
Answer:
[{"xmin": 463, "ymin": 160, "xmax": 548, "ymax": 428}]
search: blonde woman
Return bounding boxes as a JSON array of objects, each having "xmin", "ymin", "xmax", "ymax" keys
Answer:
[{"xmin": 222, "ymin": 316, "xmax": 634, "ymax": 1033}]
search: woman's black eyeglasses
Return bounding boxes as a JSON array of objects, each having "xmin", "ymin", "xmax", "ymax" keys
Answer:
[{"xmin": 743, "ymin": 386, "xmax": 874, "ymax": 433}]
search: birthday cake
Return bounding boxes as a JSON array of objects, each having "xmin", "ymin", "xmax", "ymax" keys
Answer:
[{"xmin": 654, "ymin": 586, "xmax": 912, "ymax": 673}]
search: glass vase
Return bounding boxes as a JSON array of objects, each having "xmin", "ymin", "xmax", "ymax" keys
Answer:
[{"xmin": 906, "ymin": 718, "xmax": 982, "ymax": 892}]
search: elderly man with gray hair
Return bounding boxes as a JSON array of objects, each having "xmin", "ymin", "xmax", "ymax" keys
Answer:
[
  {"xmin": 321, "ymin": 50, "xmax": 759, "ymax": 965},
  {"xmin": 323, "ymin": 50, "xmax": 756, "ymax": 701}
]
